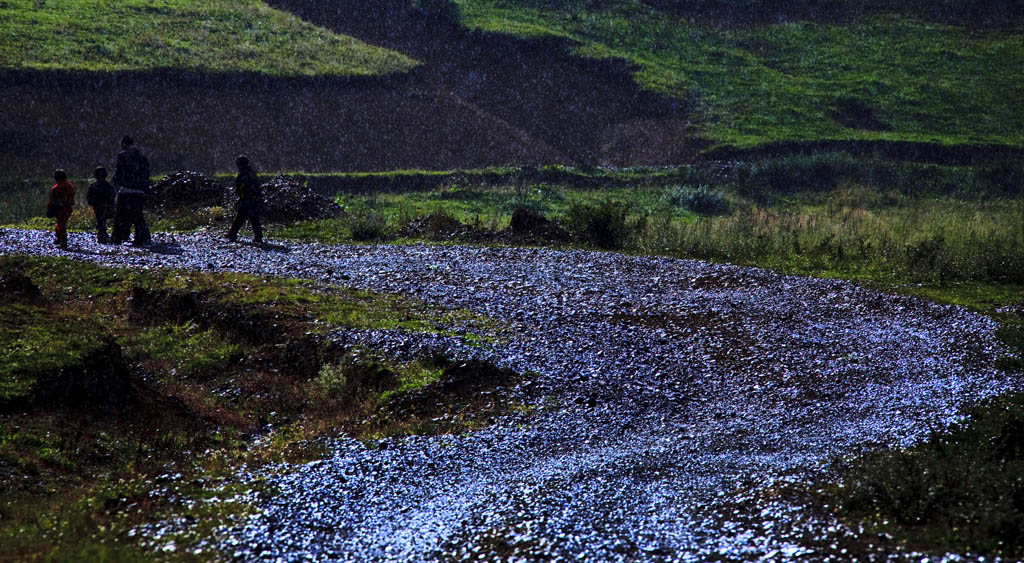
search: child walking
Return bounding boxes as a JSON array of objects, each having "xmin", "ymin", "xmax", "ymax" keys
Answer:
[
  {"xmin": 48, "ymin": 169, "xmax": 75, "ymax": 249},
  {"xmin": 86, "ymin": 166, "xmax": 116, "ymax": 243}
]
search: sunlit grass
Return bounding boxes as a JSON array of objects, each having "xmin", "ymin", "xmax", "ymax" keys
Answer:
[
  {"xmin": 265, "ymin": 169, "xmax": 1024, "ymax": 286},
  {"xmin": 0, "ymin": 0, "xmax": 418, "ymax": 77},
  {"xmin": 453, "ymin": 0, "xmax": 1024, "ymax": 149}
]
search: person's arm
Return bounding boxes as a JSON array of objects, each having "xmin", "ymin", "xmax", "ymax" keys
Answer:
[{"xmin": 112, "ymin": 154, "xmax": 125, "ymax": 187}]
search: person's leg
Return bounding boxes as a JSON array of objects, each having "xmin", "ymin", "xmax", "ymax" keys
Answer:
[
  {"xmin": 53, "ymin": 215, "xmax": 62, "ymax": 245},
  {"xmin": 124, "ymin": 196, "xmax": 137, "ymax": 243},
  {"xmin": 98, "ymin": 206, "xmax": 113, "ymax": 243},
  {"xmin": 132, "ymin": 196, "xmax": 150, "ymax": 245},
  {"xmin": 227, "ymin": 206, "xmax": 247, "ymax": 241},
  {"xmin": 111, "ymin": 196, "xmax": 129, "ymax": 243},
  {"xmin": 94, "ymin": 208, "xmax": 106, "ymax": 243},
  {"xmin": 251, "ymin": 210, "xmax": 263, "ymax": 243},
  {"xmin": 55, "ymin": 208, "xmax": 72, "ymax": 247}
]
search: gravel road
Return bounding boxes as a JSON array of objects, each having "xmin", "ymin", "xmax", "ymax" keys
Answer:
[{"xmin": 2, "ymin": 229, "xmax": 1018, "ymax": 561}]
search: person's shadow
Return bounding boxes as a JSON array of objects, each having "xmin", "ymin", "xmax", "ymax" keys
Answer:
[
  {"xmin": 144, "ymin": 241, "xmax": 185, "ymax": 255},
  {"xmin": 243, "ymin": 240, "xmax": 291, "ymax": 253}
]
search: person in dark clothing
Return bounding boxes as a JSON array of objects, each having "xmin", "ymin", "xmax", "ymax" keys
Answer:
[
  {"xmin": 226, "ymin": 155, "xmax": 263, "ymax": 244},
  {"xmin": 86, "ymin": 166, "xmax": 117, "ymax": 243},
  {"xmin": 110, "ymin": 135, "xmax": 151, "ymax": 246}
]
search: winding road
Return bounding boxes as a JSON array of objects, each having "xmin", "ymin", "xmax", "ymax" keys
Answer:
[{"xmin": 2, "ymin": 228, "xmax": 1017, "ymax": 561}]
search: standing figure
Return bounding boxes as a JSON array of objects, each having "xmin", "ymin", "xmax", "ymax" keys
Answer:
[
  {"xmin": 226, "ymin": 155, "xmax": 263, "ymax": 244},
  {"xmin": 111, "ymin": 135, "xmax": 151, "ymax": 246},
  {"xmin": 86, "ymin": 166, "xmax": 116, "ymax": 243},
  {"xmin": 48, "ymin": 169, "xmax": 75, "ymax": 249}
]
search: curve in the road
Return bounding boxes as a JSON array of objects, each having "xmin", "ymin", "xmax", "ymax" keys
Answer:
[{"xmin": 1, "ymin": 229, "xmax": 1017, "ymax": 561}]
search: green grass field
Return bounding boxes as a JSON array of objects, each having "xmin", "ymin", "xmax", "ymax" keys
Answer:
[
  {"xmin": 0, "ymin": 0, "xmax": 418, "ymax": 76},
  {"xmin": 454, "ymin": 0, "xmax": 1024, "ymax": 149}
]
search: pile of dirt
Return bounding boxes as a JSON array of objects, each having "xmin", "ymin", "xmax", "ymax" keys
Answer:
[
  {"xmin": 149, "ymin": 171, "xmax": 229, "ymax": 209},
  {"xmin": 148, "ymin": 171, "xmax": 345, "ymax": 223},
  {"xmin": 260, "ymin": 176, "xmax": 346, "ymax": 222}
]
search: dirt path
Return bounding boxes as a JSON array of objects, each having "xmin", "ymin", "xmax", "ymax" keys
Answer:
[{"xmin": 1, "ymin": 229, "xmax": 1017, "ymax": 560}]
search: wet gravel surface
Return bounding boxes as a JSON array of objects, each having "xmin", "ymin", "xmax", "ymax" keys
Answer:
[{"xmin": 2, "ymin": 229, "xmax": 1019, "ymax": 561}]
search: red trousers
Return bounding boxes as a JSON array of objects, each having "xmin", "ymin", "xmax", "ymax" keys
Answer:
[{"xmin": 54, "ymin": 207, "xmax": 73, "ymax": 246}]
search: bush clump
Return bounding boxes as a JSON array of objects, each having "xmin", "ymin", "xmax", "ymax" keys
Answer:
[
  {"xmin": 832, "ymin": 391, "xmax": 1024, "ymax": 558},
  {"xmin": 508, "ymin": 206, "xmax": 570, "ymax": 242},
  {"xmin": 666, "ymin": 185, "xmax": 732, "ymax": 215},
  {"xmin": 348, "ymin": 214, "xmax": 390, "ymax": 242},
  {"xmin": 564, "ymin": 201, "xmax": 629, "ymax": 249}
]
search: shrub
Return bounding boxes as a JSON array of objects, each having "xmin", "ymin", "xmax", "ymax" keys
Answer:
[
  {"xmin": 509, "ymin": 205, "xmax": 546, "ymax": 233},
  {"xmin": 833, "ymin": 391, "xmax": 1024, "ymax": 558},
  {"xmin": 310, "ymin": 363, "xmax": 348, "ymax": 402},
  {"xmin": 666, "ymin": 185, "xmax": 732, "ymax": 215},
  {"xmin": 736, "ymin": 152, "xmax": 860, "ymax": 196},
  {"xmin": 348, "ymin": 214, "xmax": 389, "ymax": 241},
  {"xmin": 564, "ymin": 201, "xmax": 629, "ymax": 249}
]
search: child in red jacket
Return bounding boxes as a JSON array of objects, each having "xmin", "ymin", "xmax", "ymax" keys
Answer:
[{"xmin": 48, "ymin": 169, "xmax": 75, "ymax": 249}]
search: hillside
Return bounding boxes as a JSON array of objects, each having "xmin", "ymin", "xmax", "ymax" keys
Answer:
[
  {"xmin": 452, "ymin": 0, "xmax": 1024, "ymax": 150},
  {"xmin": 1, "ymin": 0, "xmax": 1023, "ymax": 180},
  {"xmin": 0, "ymin": 0, "xmax": 417, "ymax": 77}
]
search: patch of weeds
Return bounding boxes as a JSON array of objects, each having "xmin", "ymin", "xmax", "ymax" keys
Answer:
[
  {"xmin": 564, "ymin": 200, "xmax": 630, "ymax": 249},
  {"xmin": 665, "ymin": 184, "xmax": 732, "ymax": 215},
  {"xmin": 827, "ymin": 391, "xmax": 1024, "ymax": 558},
  {"xmin": 267, "ymin": 218, "xmax": 350, "ymax": 244},
  {"xmin": 126, "ymin": 321, "xmax": 241, "ymax": 379},
  {"xmin": 150, "ymin": 205, "xmax": 229, "ymax": 232},
  {"xmin": 378, "ymin": 361, "xmax": 445, "ymax": 405},
  {"xmin": 348, "ymin": 213, "xmax": 391, "ymax": 241},
  {"xmin": 367, "ymin": 359, "xmax": 525, "ymax": 439}
]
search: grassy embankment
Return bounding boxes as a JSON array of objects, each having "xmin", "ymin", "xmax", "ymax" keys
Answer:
[
  {"xmin": 453, "ymin": 0, "xmax": 1024, "ymax": 150},
  {"xmin": 0, "ymin": 0, "xmax": 417, "ymax": 77},
  {"xmin": 0, "ymin": 255, "xmax": 514, "ymax": 560}
]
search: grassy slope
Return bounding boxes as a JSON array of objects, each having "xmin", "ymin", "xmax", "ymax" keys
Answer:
[
  {"xmin": 0, "ymin": 255, "xmax": 502, "ymax": 560},
  {"xmin": 454, "ymin": 0, "xmax": 1024, "ymax": 149},
  {"xmin": 0, "ymin": 0, "xmax": 418, "ymax": 76}
]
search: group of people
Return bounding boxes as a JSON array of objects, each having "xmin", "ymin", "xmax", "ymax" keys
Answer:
[{"xmin": 47, "ymin": 136, "xmax": 263, "ymax": 249}]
